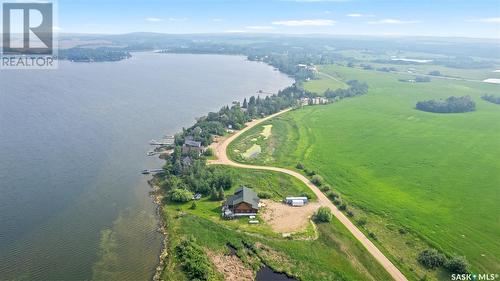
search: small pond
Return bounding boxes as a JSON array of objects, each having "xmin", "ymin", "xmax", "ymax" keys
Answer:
[{"xmin": 255, "ymin": 266, "xmax": 298, "ymax": 281}]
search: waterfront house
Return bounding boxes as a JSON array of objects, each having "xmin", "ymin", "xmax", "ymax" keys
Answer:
[
  {"xmin": 182, "ymin": 137, "xmax": 205, "ymax": 156},
  {"xmin": 222, "ymin": 187, "xmax": 260, "ymax": 218}
]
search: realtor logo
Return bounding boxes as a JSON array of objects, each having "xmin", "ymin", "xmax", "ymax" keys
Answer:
[{"xmin": 1, "ymin": 1, "xmax": 57, "ymax": 69}]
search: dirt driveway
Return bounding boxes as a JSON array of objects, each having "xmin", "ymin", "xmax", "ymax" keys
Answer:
[{"xmin": 260, "ymin": 199, "xmax": 321, "ymax": 233}]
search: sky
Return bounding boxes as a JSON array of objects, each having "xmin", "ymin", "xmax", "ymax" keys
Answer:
[{"xmin": 54, "ymin": 0, "xmax": 500, "ymax": 39}]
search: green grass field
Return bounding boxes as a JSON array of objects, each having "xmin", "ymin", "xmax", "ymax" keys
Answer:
[
  {"xmin": 303, "ymin": 70, "xmax": 348, "ymax": 94},
  {"xmin": 230, "ymin": 64, "xmax": 500, "ymax": 278},
  {"xmin": 161, "ymin": 166, "xmax": 392, "ymax": 281}
]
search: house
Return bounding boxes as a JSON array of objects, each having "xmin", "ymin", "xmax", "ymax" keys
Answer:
[
  {"xmin": 284, "ymin": 197, "xmax": 308, "ymax": 207},
  {"xmin": 299, "ymin": 97, "xmax": 310, "ymax": 106},
  {"xmin": 182, "ymin": 156, "xmax": 193, "ymax": 166},
  {"xmin": 312, "ymin": 97, "xmax": 329, "ymax": 105},
  {"xmin": 182, "ymin": 137, "xmax": 205, "ymax": 156},
  {"xmin": 222, "ymin": 187, "xmax": 260, "ymax": 218}
]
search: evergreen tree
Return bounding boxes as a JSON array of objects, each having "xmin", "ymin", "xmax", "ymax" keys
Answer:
[{"xmin": 217, "ymin": 187, "xmax": 225, "ymax": 200}]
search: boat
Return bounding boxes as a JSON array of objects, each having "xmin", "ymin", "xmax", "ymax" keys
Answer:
[{"xmin": 141, "ymin": 169, "xmax": 150, "ymax": 175}]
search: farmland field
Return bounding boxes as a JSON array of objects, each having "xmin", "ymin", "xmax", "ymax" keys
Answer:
[{"xmin": 229, "ymin": 64, "xmax": 500, "ymax": 278}]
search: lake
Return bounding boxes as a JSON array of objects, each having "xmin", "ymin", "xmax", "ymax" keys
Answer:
[{"xmin": 0, "ymin": 53, "xmax": 293, "ymax": 280}]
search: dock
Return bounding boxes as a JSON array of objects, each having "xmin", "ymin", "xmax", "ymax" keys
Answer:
[
  {"xmin": 149, "ymin": 135, "xmax": 175, "ymax": 146},
  {"xmin": 141, "ymin": 169, "xmax": 165, "ymax": 175}
]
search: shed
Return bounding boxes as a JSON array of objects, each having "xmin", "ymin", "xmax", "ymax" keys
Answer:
[{"xmin": 284, "ymin": 197, "xmax": 308, "ymax": 205}]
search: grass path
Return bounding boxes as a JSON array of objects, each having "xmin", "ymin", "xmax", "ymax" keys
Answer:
[{"xmin": 208, "ymin": 109, "xmax": 408, "ymax": 281}]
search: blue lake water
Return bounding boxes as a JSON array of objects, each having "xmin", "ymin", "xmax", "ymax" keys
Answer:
[{"xmin": 0, "ymin": 52, "xmax": 293, "ymax": 280}]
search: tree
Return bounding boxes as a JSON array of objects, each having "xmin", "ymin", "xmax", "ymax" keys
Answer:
[
  {"xmin": 320, "ymin": 184, "xmax": 331, "ymax": 192},
  {"xmin": 296, "ymin": 162, "xmax": 305, "ymax": 170},
  {"xmin": 445, "ymin": 256, "xmax": 469, "ymax": 274},
  {"xmin": 314, "ymin": 207, "xmax": 332, "ymax": 223},
  {"xmin": 175, "ymin": 237, "xmax": 213, "ymax": 280},
  {"xmin": 417, "ymin": 249, "xmax": 446, "ymax": 269},
  {"xmin": 326, "ymin": 190, "xmax": 338, "ymax": 200},
  {"xmin": 416, "ymin": 96, "xmax": 475, "ymax": 113},
  {"xmin": 203, "ymin": 148, "xmax": 214, "ymax": 157},
  {"xmin": 339, "ymin": 203, "xmax": 348, "ymax": 211},
  {"xmin": 169, "ymin": 188, "xmax": 193, "ymax": 203},
  {"xmin": 311, "ymin": 175, "xmax": 324, "ymax": 186},
  {"xmin": 242, "ymin": 98, "xmax": 248, "ymax": 108},
  {"xmin": 217, "ymin": 187, "xmax": 225, "ymax": 200},
  {"xmin": 482, "ymin": 94, "xmax": 500, "ymax": 105},
  {"xmin": 210, "ymin": 187, "xmax": 218, "ymax": 201}
]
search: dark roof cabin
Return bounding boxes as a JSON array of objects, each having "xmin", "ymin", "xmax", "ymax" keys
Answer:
[
  {"xmin": 224, "ymin": 187, "xmax": 260, "ymax": 216},
  {"xmin": 182, "ymin": 138, "xmax": 205, "ymax": 155}
]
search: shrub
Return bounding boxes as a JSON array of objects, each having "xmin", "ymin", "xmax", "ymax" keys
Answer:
[
  {"xmin": 482, "ymin": 94, "xmax": 500, "ymax": 105},
  {"xmin": 417, "ymin": 249, "xmax": 446, "ymax": 269},
  {"xmin": 169, "ymin": 188, "xmax": 193, "ymax": 203},
  {"xmin": 296, "ymin": 162, "xmax": 305, "ymax": 170},
  {"xmin": 399, "ymin": 228, "xmax": 408, "ymax": 235},
  {"xmin": 175, "ymin": 238, "xmax": 213, "ymax": 280},
  {"xmin": 339, "ymin": 203, "xmax": 348, "ymax": 211},
  {"xmin": 445, "ymin": 256, "xmax": 469, "ymax": 274},
  {"xmin": 257, "ymin": 191, "xmax": 272, "ymax": 199},
  {"xmin": 326, "ymin": 190, "xmax": 339, "ymax": 200},
  {"xmin": 346, "ymin": 210, "xmax": 355, "ymax": 217},
  {"xmin": 320, "ymin": 185, "xmax": 331, "ymax": 192},
  {"xmin": 333, "ymin": 198, "xmax": 342, "ymax": 206},
  {"xmin": 357, "ymin": 218, "xmax": 367, "ymax": 226},
  {"xmin": 314, "ymin": 207, "xmax": 332, "ymax": 223},
  {"xmin": 311, "ymin": 175, "xmax": 324, "ymax": 186},
  {"xmin": 203, "ymin": 148, "xmax": 214, "ymax": 156},
  {"xmin": 368, "ymin": 232, "xmax": 378, "ymax": 240},
  {"xmin": 190, "ymin": 201, "xmax": 197, "ymax": 210},
  {"xmin": 305, "ymin": 169, "xmax": 316, "ymax": 176}
]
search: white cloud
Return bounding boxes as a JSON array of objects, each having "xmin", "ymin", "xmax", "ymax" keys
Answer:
[
  {"xmin": 145, "ymin": 17, "xmax": 164, "ymax": 22},
  {"xmin": 368, "ymin": 19, "xmax": 420, "ymax": 24},
  {"xmin": 272, "ymin": 19, "xmax": 336, "ymax": 26},
  {"xmin": 168, "ymin": 17, "xmax": 188, "ymax": 22},
  {"xmin": 224, "ymin": 29, "xmax": 247, "ymax": 33},
  {"xmin": 347, "ymin": 13, "xmax": 374, "ymax": 18},
  {"xmin": 212, "ymin": 18, "xmax": 223, "ymax": 22},
  {"xmin": 245, "ymin": 25, "xmax": 275, "ymax": 30},
  {"xmin": 467, "ymin": 17, "xmax": 500, "ymax": 23},
  {"xmin": 53, "ymin": 26, "xmax": 63, "ymax": 31}
]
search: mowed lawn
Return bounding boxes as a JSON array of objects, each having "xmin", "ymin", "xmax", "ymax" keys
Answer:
[{"xmin": 236, "ymin": 65, "xmax": 500, "ymax": 273}]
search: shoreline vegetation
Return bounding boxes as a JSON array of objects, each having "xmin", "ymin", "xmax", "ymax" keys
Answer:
[{"xmin": 58, "ymin": 47, "xmax": 132, "ymax": 62}]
